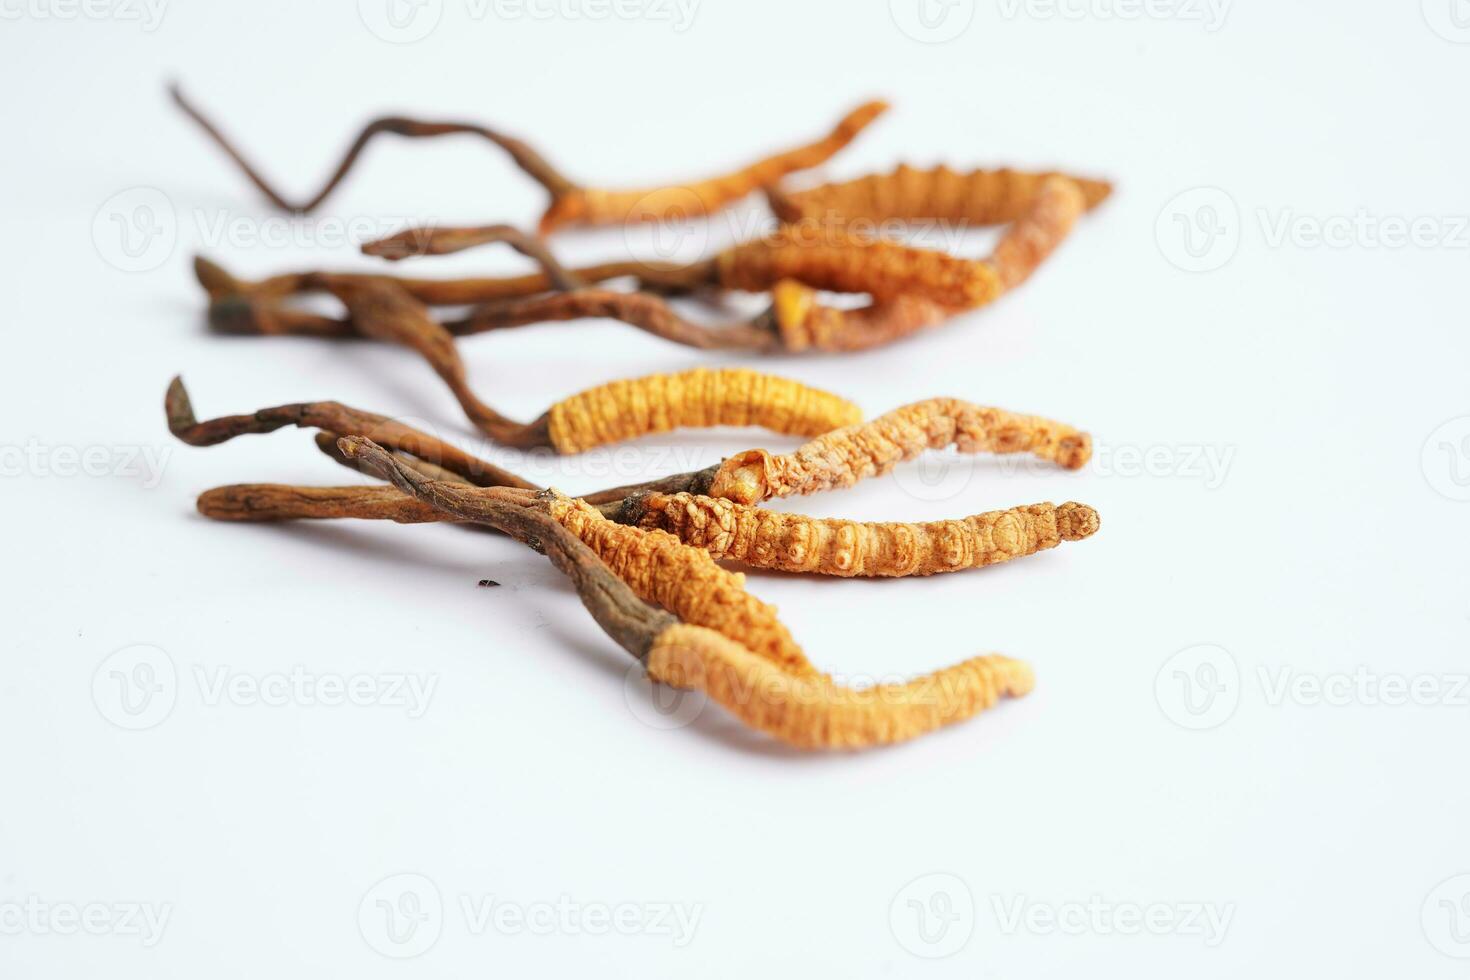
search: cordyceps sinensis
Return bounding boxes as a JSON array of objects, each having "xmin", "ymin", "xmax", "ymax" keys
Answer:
[
  {"xmin": 171, "ymin": 83, "xmax": 888, "ymax": 233},
  {"xmin": 168, "ymin": 379, "xmax": 1098, "ymax": 578},
  {"xmin": 707, "ymin": 397, "xmax": 1092, "ymax": 505},
  {"xmin": 198, "ymin": 272, "xmax": 862, "ymax": 452},
  {"xmin": 765, "ymin": 164, "xmax": 1114, "ymax": 228},
  {"xmin": 321, "ymin": 436, "xmax": 1037, "ymax": 750},
  {"xmin": 362, "ymin": 173, "xmax": 1090, "ymax": 354},
  {"xmin": 200, "ymin": 482, "xmax": 1099, "ymax": 581}
]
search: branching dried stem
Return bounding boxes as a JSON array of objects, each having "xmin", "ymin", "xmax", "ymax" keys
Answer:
[
  {"xmin": 371, "ymin": 174, "xmax": 1090, "ymax": 353},
  {"xmin": 194, "ymin": 267, "xmax": 864, "ymax": 450},
  {"xmin": 198, "ymin": 481, "xmax": 1099, "ymax": 579},
  {"xmin": 172, "ymin": 83, "xmax": 887, "ymax": 233}
]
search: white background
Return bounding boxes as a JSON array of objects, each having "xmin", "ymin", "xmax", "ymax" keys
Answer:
[{"xmin": 2, "ymin": 0, "xmax": 1468, "ymax": 976}]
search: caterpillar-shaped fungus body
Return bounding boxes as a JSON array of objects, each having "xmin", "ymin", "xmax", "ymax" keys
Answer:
[
  {"xmin": 546, "ymin": 368, "xmax": 862, "ymax": 454},
  {"xmin": 547, "ymin": 497, "xmax": 816, "ymax": 676},
  {"xmin": 632, "ymin": 494, "xmax": 1098, "ymax": 577},
  {"xmin": 646, "ymin": 624, "xmax": 1034, "ymax": 749},
  {"xmin": 768, "ymin": 164, "xmax": 1112, "ymax": 227}
]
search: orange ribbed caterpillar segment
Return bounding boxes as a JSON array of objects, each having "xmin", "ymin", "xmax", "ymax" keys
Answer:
[
  {"xmin": 645, "ymin": 624, "xmax": 1034, "ymax": 750},
  {"xmin": 768, "ymin": 164, "xmax": 1112, "ymax": 227},
  {"xmin": 708, "ymin": 398, "xmax": 1092, "ymax": 505},
  {"xmin": 717, "ymin": 227, "xmax": 1002, "ymax": 308},
  {"xmin": 764, "ymin": 175, "xmax": 1086, "ymax": 351},
  {"xmin": 633, "ymin": 494, "xmax": 1099, "ymax": 577},
  {"xmin": 545, "ymin": 368, "xmax": 863, "ymax": 454},
  {"xmin": 986, "ymin": 175, "xmax": 1086, "ymax": 291},
  {"xmin": 538, "ymin": 101, "xmax": 890, "ymax": 233},
  {"xmin": 546, "ymin": 497, "xmax": 816, "ymax": 677}
]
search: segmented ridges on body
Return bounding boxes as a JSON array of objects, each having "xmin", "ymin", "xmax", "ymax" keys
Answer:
[
  {"xmin": 635, "ymin": 493, "xmax": 1098, "ymax": 577},
  {"xmin": 546, "ymin": 367, "xmax": 863, "ymax": 454}
]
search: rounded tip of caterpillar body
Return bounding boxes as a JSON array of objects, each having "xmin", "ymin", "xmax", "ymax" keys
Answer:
[
  {"xmin": 1055, "ymin": 432, "xmax": 1092, "ymax": 470},
  {"xmin": 847, "ymin": 99, "xmax": 892, "ymax": 130},
  {"xmin": 990, "ymin": 656, "xmax": 1037, "ymax": 699},
  {"xmin": 1055, "ymin": 502, "xmax": 1099, "ymax": 541}
]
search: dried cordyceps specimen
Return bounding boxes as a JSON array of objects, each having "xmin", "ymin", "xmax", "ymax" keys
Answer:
[
  {"xmin": 193, "ymin": 482, "xmax": 1098, "ymax": 580},
  {"xmin": 709, "ymin": 398, "xmax": 1093, "ymax": 505},
  {"xmin": 201, "ymin": 270, "xmax": 861, "ymax": 448},
  {"xmin": 172, "ymin": 84, "xmax": 888, "ymax": 233},
  {"xmin": 544, "ymin": 496, "xmax": 813, "ymax": 675},
  {"xmin": 765, "ymin": 164, "xmax": 1113, "ymax": 227},
  {"xmin": 646, "ymin": 625, "xmax": 1034, "ymax": 750},
  {"xmin": 621, "ymin": 493, "xmax": 1098, "ymax": 577},
  {"xmin": 331, "ymin": 436, "xmax": 1034, "ymax": 749},
  {"xmin": 170, "ymin": 380, "xmax": 1089, "ymax": 510},
  {"xmin": 381, "ymin": 174, "xmax": 1087, "ymax": 354},
  {"xmin": 165, "ymin": 376, "xmax": 539, "ymax": 489},
  {"xmin": 546, "ymin": 367, "xmax": 860, "ymax": 454}
]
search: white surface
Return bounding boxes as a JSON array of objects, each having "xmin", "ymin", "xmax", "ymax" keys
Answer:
[{"xmin": 3, "ymin": 2, "xmax": 1468, "ymax": 976}]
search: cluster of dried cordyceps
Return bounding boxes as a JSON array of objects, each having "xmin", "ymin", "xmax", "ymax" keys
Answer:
[{"xmin": 168, "ymin": 86, "xmax": 1110, "ymax": 750}]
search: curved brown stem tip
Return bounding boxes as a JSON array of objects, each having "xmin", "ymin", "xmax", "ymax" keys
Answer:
[
  {"xmin": 164, "ymin": 375, "xmax": 199, "ymax": 437},
  {"xmin": 193, "ymin": 255, "xmax": 239, "ymax": 297}
]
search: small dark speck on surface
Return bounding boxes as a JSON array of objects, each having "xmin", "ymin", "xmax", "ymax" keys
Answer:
[{"xmin": 477, "ymin": 579, "xmax": 501, "ymax": 588}]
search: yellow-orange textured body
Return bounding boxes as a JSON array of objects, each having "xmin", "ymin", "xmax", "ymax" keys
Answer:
[
  {"xmin": 768, "ymin": 164, "xmax": 1112, "ymax": 227},
  {"xmin": 646, "ymin": 624, "xmax": 1034, "ymax": 749},
  {"xmin": 546, "ymin": 368, "xmax": 862, "ymax": 454},
  {"xmin": 538, "ymin": 101, "xmax": 890, "ymax": 232},
  {"xmin": 709, "ymin": 398, "xmax": 1092, "ymax": 505},
  {"xmin": 633, "ymin": 494, "xmax": 1099, "ymax": 577},
  {"xmin": 546, "ymin": 497, "xmax": 816, "ymax": 676}
]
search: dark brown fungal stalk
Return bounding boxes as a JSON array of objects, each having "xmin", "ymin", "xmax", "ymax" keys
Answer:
[
  {"xmin": 166, "ymin": 375, "xmax": 538, "ymax": 488},
  {"xmin": 194, "ymin": 254, "xmax": 709, "ymax": 308},
  {"xmin": 167, "ymin": 377, "xmax": 727, "ymax": 505},
  {"xmin": 192, "ymin": 266, "xmax": 864, "ymax": 450},
  {"xmin": 172, "ymin": 83, "xmax": 888, "ymax": 233}
]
